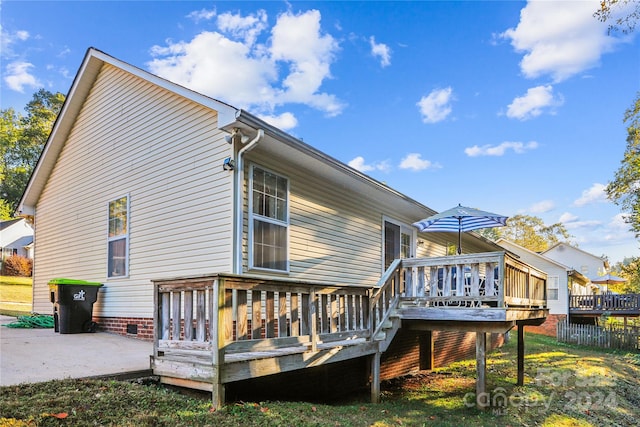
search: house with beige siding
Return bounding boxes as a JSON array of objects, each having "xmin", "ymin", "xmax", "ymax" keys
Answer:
[
  {"xmin": 18, "ymin": 48, "xmax": 548, "ymax": 405},
  {"xmin": 18, "ymin": 48, "xmax": 501, "ymax": 333}
]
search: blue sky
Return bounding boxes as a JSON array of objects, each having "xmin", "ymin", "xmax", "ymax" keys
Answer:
[{"xmin": 2, "ymin": 1, "xmax": 639, "ymax": 264}]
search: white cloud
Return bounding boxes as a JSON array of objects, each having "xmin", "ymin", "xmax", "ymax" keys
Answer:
[
  {"xmin": 369, "ymin": 36, "xmax": 391, "ymax": 67},
  {"xmin": 501, "ymin": 1, "xmax": 619, "ymax": 82},
  {"xmin": 529, "ymin": 200, "xmax": 555, "ymax": 213},
  {"xmin": 573, "ymin": 183, "xmax": 608, "ymax": 207},
  {"xmin": 15, "ymin": 30, "xmax": 30, "ymax": 41},
  {"xmin": 399, "ymin": 153, "xmax": 439, "ymax": 171},
  {"xmin": 148, "ymin": 9, "xmax": 344, "ymax": 128},
  {"xmin": 464, "ymin": 141, "xmax": 538, "ymax": 157},
  {"xmin": 217, "ymin": 10, "xmax": 268, "ymax": 45},
  {"xmin": 187, "ymin": 8, "xmax": 217, "ymax": 22},
  {"xmin": 348, "ymin": 156, "xmax": 390, "ymax": 173},
  {"xmin": 558, "ymin": 211, "xmax": 601, "ymax": 229},
  {"xmin": 417, "ymin": 87, "xmax": 453, "ymax": 123},
  {"xmin": 4, "ymin": 61, "xmax": 40, "ymax": 92},
  {"xmin": 1, "ymin": 28, "xmax": 30, "ymax": 58},
  {"xmin": 506, "ymin": 85, "xmax": 564, "ymax": 120},
  {"xmin": 609, "ymin": 213, "xmax": 630, "ymax": 230},
  {"xmin": 270, "ymin": 9, "xmax": 343, "ymax": 116},
  {"xmin": 258, "ymin": 112, "xmax": 298, "ymax": 130},
  {"xmin": 558, "ymin": 212, "xmax": 578, "ymax": 223}
]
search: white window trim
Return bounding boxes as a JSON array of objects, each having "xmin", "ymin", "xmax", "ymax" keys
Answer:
[
  {"xmin": 248, "ymin": 164, "xmax": 290, "ymax": 273},
  {"xmin": 107, "ymin": 194, "xmax": 130, "ymax": 279}
]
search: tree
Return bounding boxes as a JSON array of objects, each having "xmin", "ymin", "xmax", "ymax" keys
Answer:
[
  {"xmin": 610, "ymin": 257, "xmax": 640, "ymax": 293},
  {"xmin": 594, "ymin": 0, "xmax": 640, "ymax": 34},
  {"xmin": 606, "ymin": 95, "xmax": 640, "ymax": 238},
  {"xmin": 478, "ymin": 214, "xmax": 572, "ymax": 253},
  {"xmin": 0, "ymin": 89, "xmax": 65, "ymax": 219}
]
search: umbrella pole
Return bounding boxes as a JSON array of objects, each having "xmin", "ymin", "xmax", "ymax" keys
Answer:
[{"xmin": 457, "ymin": 218, "xmax": 462, "ymax": 255}]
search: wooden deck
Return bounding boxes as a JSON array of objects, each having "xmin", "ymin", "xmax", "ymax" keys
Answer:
[
  {"xmin": 570, "ymin": 293, "xmax": 640, "ymax": 317},
  {"xmin": 150, "ymin": 251, "xmax": 547, "ymax": 408}
]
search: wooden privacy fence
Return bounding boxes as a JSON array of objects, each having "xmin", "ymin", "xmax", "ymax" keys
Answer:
[{"xmin": 557, "ymin": 319, "xmax": 640, "ymax": 351}]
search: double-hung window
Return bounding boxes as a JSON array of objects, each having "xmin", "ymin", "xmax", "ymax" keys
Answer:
[
  {"xmin": 547, "ymin": 276, "xmax": 559, "ymax": 300},
  {"xmin": 108, "ymin": 195, "xmax": 129, "ymax": 278},
  {"xmin": 249, "ymin": 165, "xmax": 289, "ymax": 272}
]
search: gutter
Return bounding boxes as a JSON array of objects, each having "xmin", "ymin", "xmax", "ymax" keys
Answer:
[{"xmin": 233, "ymin": 128, "xmax": 264, "ymax": 274}]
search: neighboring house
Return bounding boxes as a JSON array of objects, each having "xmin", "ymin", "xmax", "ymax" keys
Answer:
[
  {"xmin": 497, "ymin": 239, "xmax": 589, "ymax": 336},
  {"xmin": 16, "ymin": 48, "xmax": 504, "ymax": 360},
  {"xmin": 0, "ymin": 218, "xmax": 34, "ymax": 264},
  {"xmin": 542, "ymin": 243, "xmax": 608, "ymax": 293}
]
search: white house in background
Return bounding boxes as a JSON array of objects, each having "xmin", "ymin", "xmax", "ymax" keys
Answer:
[
  {"xmin": 497, "ymin": 239, "xmax": 589, "ymax": 336},
  {"xmin": 0, "ymin": 218, "xmax": 34, "ymax": 262},
  {"xmin": 542, "ymin": 243, "xmax": 608, "ymax": 292}
]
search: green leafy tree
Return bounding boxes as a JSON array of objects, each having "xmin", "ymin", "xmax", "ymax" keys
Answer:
[
  {"xmin": 606, "ymin": 95, "xmax": 640, "ymax": 238},
  {"xmin": 610, "ymin": 257, "xmax": 640, "ymax": 293},
  {"xmin": 478, "ymin": 214, "xmax": 572, "ymax": 253},
  {"xmin": 0, "ymin": 89, "xmax": 65, "ymax": 219}
]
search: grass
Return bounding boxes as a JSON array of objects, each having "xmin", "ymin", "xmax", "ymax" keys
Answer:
[
  {"xmin": 1, "ymin": 333, "xmax": 639, "ymax": 426},
  {"xmin": 0, "ymin": 275, "xmax": 32, "ymax": 316}
]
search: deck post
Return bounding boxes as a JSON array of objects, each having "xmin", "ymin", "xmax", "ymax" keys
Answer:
[
  {"xmin": 211, "ymin": 278, "xmax": 225, "ymax": 409},
  {"xmin": 370, "ymin": 351, "xmax": 381, "ymax": 403},
  {"xmin": 517, "ymin": 325, "xmax": 525, "ymax": 386},
  {"xmin": 475, "ymin": 332, "xmax": 487, "ymax": 410}
]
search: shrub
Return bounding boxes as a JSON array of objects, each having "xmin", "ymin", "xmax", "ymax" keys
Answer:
[{"xmin": 1, "ymin": 255, "xmax": 33, "ymax": 277}]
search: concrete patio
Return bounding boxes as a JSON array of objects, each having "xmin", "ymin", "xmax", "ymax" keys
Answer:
[{"xmin": 0, "ymin": 315, "xmax": 152, "ymax": 386}]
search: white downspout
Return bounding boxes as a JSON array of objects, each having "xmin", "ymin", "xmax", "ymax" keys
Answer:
[{"xmin": 234, "ymin": 129, "xmax": 264, "ymax": 274}]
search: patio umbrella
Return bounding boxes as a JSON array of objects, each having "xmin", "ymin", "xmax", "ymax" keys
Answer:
[
  {"xmin": 413, "ymin": 204, "xmax": 508, "ymax": 255},
  {"xmin": 589, "ymin": 273, "xmax": 627, "ymax": 285}
]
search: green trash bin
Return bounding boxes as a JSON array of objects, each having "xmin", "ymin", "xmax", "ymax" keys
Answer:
[{"xmin": 49, "ymin": 278, "xmax": 103, "ymax": 334}]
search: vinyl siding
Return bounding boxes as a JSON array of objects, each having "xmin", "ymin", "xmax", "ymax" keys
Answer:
[
  {"xmin": 33, "ymin": 63, "xmax": 234, "ymax": 317},
  {"xmin": 242, "ymin": 154, "xmax": 448, "ymax": 286},
  {"xmin": 499, "ymin": 240, "xmax": 569, "ymax": 315}
]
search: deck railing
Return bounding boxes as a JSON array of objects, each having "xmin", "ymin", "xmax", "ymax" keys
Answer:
[
  {"xmin": 570, "ymin": 293, "xmax": 640, "ymax": 314},
  {"xmin": 153, "ymin": 274, "xmax": 372, "ymax": 360},
  {"xmin": 400, "ymin": 251, "xmax": 547, "ymax": 309},
  {"xmin": 153, "ymin": 252, "xmax": 547, "ymax": 360}
]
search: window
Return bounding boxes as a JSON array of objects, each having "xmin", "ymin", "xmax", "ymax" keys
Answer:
[
  {"xmin": 108, "ymin": 195, "xmax": 129, "ymax": 278},
  {"xmin": 548, "ymin": 276, "xmax": 559, "ymax": 300},
  {"xmin": 249, "ymin": 166, "xmax": 288, "ymax": 272}
]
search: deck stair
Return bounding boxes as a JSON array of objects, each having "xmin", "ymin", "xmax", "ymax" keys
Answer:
[{"xmin": 151, "ymin": 251, "xmax": 548, "ymax": 408}]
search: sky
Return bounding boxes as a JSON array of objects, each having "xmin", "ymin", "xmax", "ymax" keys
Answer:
[{"xmin": 1, "ymin": 0, "xmax": 639, "ymax": 265}]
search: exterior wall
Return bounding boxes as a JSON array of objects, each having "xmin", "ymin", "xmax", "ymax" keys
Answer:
[
  {"xmin": 33, "ymin": 63, "xmax": 234, "ymax": 317},
  {"xmin": 242, "ymin": 153, "xmax": 448, "ymax": 286},
  {"xmin": 380, "ymin": 329, "xmax": 427, "ymax": 380},
  {"xmin": 543, "ymin": 244, "xmax": 606, "ymax": 280},
  {"xmin": 527, "ymin": 314, "xmax": 566, "ymax": 337},
  {"xmin": 498, "ymin": 240, "xmax": 570, "ymax": 315},
  {"xmin": 433, "ymin": 331, "xmax": 504, "ymax": 368},
  {"xmin": 95, "ymin": 316, "xmax": 154, "ymax": 340}
]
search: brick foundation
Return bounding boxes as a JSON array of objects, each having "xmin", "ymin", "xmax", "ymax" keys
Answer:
[
  {"xmin": 526, "ymin": 314, "xmax": 566, "ymax": 337},
  {"xmin": 94, "ymin": 316, "xmax": 154, "ymax": 341}
]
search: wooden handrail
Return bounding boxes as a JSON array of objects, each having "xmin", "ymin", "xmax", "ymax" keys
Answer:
[
  {"xmin": 570, "ymin": 293, "xmax": 640, "ymax": 312},
  {"xmin": 152, "ymin": 252, "xmax": 547, "ymax": 362}
]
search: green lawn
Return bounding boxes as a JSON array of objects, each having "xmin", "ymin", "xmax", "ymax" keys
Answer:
[
  {"xmin": 1, "ymin": 333, "xmax": 639, "ymax": 426},
  {"xmin": 0, "ymin": 275, "xmax": 33, "ymax": 316}
]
